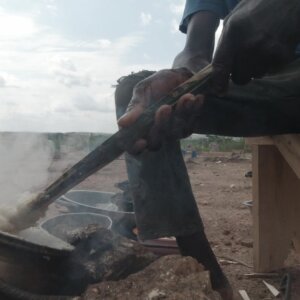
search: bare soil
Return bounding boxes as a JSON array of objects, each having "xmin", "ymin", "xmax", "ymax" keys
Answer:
[
  {"xmin": 83, "ymin": 255, "xmax": 220, "ymax": 300},
  {"xmin": 48, "ymin": 151, "xmax": 300, "ymax": 299}
]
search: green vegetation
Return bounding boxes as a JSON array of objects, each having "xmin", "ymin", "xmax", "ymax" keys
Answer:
[
  {"xmin": 47, "ymin": 133, "xmax": 249, "ymax": 154},
  {"xmin": 46, "ymin": 132, "xmax": 112, "ymax": 158},
  {"xmin": 0, "ymin": 132, "xmax": 250, "ymax": 156},
  {"xmin": 89, "ymin": 133, "xmax": 111, "ymax": 151},
  {"xmin": 181, "ymin": 135, "xmax": 250, "ymax": 152}
]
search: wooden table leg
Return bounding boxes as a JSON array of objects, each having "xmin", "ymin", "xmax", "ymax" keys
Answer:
[{"xmin": 252, "ymin": 145, "xmax": 300, "ymax": 272}]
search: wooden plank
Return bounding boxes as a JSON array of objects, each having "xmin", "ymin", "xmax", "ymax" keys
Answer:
[
  {"xmin": 273, "ymin": 134, "xmax": 300, "ymax": 179},
  {"xmin": 246, "ymin": 137, "xmax": 274, "ymax": 145},
  {"xmin": 253, "ymin": 145, "xmax": 300, "ymax": 272}
]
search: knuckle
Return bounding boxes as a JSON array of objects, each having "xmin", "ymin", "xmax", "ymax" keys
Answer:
[
  {"xmin": 132, "ymin": 81, "xmax": 148, "ymax": 97},
  {"xmin": 156, "ymin": 69, "xmax": 173, "ymax": 77}
]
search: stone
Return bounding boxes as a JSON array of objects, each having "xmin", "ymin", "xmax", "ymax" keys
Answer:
[{"xmin": 240, "ymin": 239, "xmax": 253, "ymax": 248}]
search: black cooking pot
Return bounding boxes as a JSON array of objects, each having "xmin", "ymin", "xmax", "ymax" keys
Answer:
[{"xmin": 0, "ymin": 229, "xmax": 73, "ymax": 296}]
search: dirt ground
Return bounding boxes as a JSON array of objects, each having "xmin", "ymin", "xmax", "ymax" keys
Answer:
[
  {"xmin": 83, "ymin": 255, "xmax": 220, "ymax": 300},
  {"xmin": 49, "ymin": 151, "xmax": 299, "ymax": 299}
]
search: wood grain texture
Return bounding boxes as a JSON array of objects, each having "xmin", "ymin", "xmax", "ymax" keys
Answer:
[
  {"xmin": 253, "ymin": 145, "xmax": 300, "ymax": 272},
  {"xmin": 273, "ymin": 134, "xmax": 300, "ymax": 179}
]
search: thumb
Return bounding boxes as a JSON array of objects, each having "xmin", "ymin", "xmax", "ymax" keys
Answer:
[{"xmin": 118, "ymin": 104, "xmax": 145, "ymax": 128}]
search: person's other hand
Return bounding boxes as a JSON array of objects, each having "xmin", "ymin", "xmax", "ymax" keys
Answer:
[
  {"xmin": 118, "ymin": 68, "xmax": 204, "ymax": 153},
  {"xmin": 212, "ymin": 0, "xmax": 300, "ymax": 94}
]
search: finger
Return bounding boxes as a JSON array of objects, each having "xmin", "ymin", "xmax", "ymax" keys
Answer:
[
  {"xmin": 127, "ymin": 139, "xmax": 148, "ymax": 155},
  {"xmin": 170, "ymin": 94, "xmax": 204, "ymax": 138},
  {"xmin": 118, "ymin": 104, "xmax": 144, "ymax": 128},
  {"xmin": 176, "ymin": 93, "xmax": 196, "ymax": 112},
  {"xmin": 175, "ymin": 94, "xmax": 204, "ymax": 116},
  {"xmin": 168, "ymin": 116, "xmax": 192, "ymax": 139},
  {"xmin": 146, "ymin": 105, "xmax": 172, "ymax": 150},
  {"xmin": 154, "ymin": 105, "xmax": 172, "ymax": 126},
  {"xmin": 190, "ymin": 95, "xmax": 205, "ymax": 116}
]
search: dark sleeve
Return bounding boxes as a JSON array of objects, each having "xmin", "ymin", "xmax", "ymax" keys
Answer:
[
  {"xmin": 179, "ymin": 0, "xmax": 227, "ymax": 33},
  {"xmin": 179, "ymin": 0, "xmax": 239, "ymax": 33}
]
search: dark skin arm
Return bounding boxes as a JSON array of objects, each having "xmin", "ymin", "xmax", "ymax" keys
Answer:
[
  {"xmin": 173, "ymin": 11, "xmax": 219, "ymax": 71},
  {"xmin": 118, "ymin": 11, "xmax": 219, "ymax": 151}
]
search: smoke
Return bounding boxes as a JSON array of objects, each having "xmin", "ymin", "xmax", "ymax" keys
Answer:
[{"xmin": 0, "ymin": 133, "xmax": 55, "ymax": 230}]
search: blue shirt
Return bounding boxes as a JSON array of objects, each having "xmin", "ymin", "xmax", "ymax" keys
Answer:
[
  {"xmin": 179, "ymin": 0, "xmax": 238, "ymax": 33},
  {"xmin": 179, "ymin": 0, "xmax": 300, "ymax": 55}
]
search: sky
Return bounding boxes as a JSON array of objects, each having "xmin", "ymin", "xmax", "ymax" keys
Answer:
[{"xmin": 0, "ymin": 0, "xmax": 220, "ymax": 133}]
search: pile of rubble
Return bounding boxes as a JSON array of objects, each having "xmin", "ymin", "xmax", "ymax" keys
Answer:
[{"xmin": 82, "ymin": 255, "xmax": 220, "ymax": 300}]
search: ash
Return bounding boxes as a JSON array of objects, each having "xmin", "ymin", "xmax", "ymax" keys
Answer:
[{"xmin": 63, "ymin": 225, "xmax": 157, "ymax": 294}]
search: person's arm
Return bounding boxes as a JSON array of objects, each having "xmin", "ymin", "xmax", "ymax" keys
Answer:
[
  {"xmin": 118, "ymin": 11, "xmax": 219, "ymax": 151},
  {"xmin": 173, "ymin": 11, "xmax": 219, "ymax": 72}
]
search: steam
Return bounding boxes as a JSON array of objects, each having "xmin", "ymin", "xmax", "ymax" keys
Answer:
[{"xmin": 0, "ymin": 133, "xmax": 55, "ymax": 231}]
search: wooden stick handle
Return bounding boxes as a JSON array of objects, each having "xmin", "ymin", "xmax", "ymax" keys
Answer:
[{"xmin": 9, "ymin": 64, "xmax": 213, "ymax": 231}]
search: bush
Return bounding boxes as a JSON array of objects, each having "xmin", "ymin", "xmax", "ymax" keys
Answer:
[{"xmin": 181, "ymin": 135, "xmax": 250, "ymax": 152}]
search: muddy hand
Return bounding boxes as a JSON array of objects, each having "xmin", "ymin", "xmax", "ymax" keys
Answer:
[{"xmin": 118, "ymin": 68, "xmax": 205, "ymax": 153}]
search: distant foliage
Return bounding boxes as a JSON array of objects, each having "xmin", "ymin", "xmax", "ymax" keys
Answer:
[
  {"xmin": 46, "ymin": 132, "xmax": 112, "ymax": 158},
  {"xmin": 47, "ymin": 133, "xmax": 249, "ymax": 154},
  {"xmin": 89, "ymin": 133, "xmax": 111, "ymax": 151},
  {"xmin": 181, "ymin": 135, "xmax": 250, "ymax": 152}
]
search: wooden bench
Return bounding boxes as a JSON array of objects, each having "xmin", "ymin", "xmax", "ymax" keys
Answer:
[{"xmin": 247, "ymin": 135, "xmax": 300, "ymax": 272}]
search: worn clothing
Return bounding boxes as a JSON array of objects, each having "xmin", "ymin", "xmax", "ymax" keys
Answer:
[
  {"xmin": 115, "ymin": 59, "xmax": 300, "ymax": 240},
  {"xmin": 115, "ymin": 71, "xmax": 204, "ymax": 240},
  {"xmin": 180, "ymin": 0, "xmax": 238, "ymax": 32},
  {"xmin": 194, "ymin": 59, "xmax": 300, "ymax": 136}
]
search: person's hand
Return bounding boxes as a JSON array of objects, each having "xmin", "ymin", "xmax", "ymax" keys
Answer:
[
  {"xmin": 212, "ymin": 0, "xmax": 300, "ymax": 94},
  {"xmin": 118, "ymin": 68, "xmax": 204, "ymax": 153}
]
